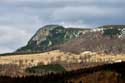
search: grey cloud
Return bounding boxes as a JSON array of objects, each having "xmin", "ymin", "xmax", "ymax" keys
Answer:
[{"xmin": 1, "ymin": 0, "xmax": 125, "ymax": 9}]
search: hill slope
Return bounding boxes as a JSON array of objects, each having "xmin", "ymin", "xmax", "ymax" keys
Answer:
[{"xmin": 0, "ymin": 62, "xmax": 125, "ymax": 83}]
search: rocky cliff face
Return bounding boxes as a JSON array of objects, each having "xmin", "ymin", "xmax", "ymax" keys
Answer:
[{"xmin": 16, "ymin": 25, "xmax": 89, "ymax": 53}]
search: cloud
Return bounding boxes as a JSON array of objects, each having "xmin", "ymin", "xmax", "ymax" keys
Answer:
[
  {"xmin": 0, "ymin": 26, "xmax": 32, "ymax": 53},
  {"xmin": 0, "ymin": 0, "xmax": 125, "ymax": 53}
]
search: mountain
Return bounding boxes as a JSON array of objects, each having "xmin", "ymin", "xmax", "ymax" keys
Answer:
[
  {"xmin": 16, "ymin": 25, "xmax": 125, "ymax": 54},
  {"xmin": 49, "ymin": 25, "xmax": 125, "ymax": 54},
  {"xmin": 16, "ymin": 25, "xmax": 89, "ymax": 53}
]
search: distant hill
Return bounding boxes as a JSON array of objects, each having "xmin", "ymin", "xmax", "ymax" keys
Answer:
[
  {"xmin": 16, "ymin": 25, "xmax": 89, "ymax": 53},
  {"xmin": 16, "ymin": 25, "xmax": 125, "ymax": 54}
]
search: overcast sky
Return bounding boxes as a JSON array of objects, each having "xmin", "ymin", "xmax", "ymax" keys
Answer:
[{"xmin": 0, "ymin": 0, "xmax": 125, "ymax": 53}]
